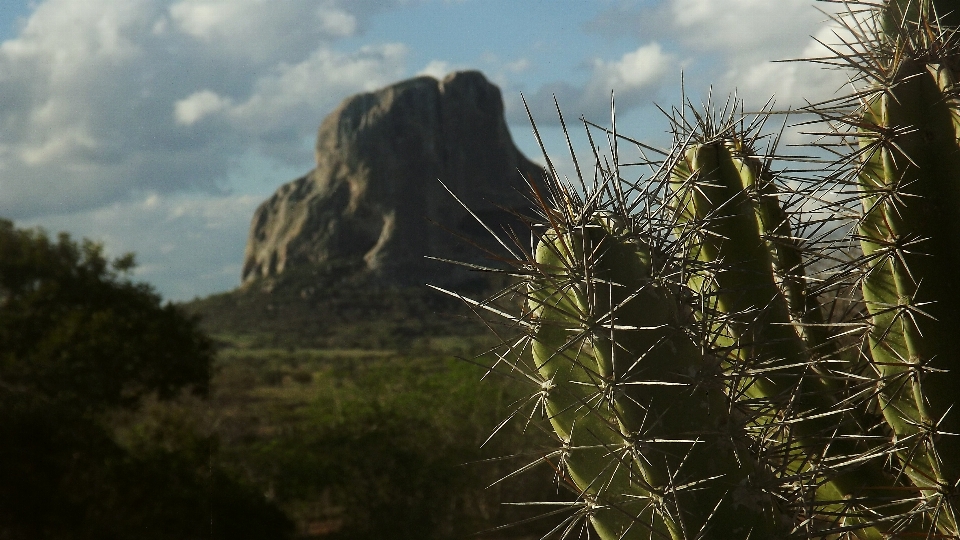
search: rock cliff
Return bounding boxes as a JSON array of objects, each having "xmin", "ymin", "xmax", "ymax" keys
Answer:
[{"xmin": 242, "ymin": 70, "xmax": 543, "ymax": 289}]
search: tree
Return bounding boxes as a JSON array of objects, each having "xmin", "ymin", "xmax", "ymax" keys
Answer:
[
  {"xmin": 0, "ymin": 219, "xmax": 211, "ymax": 411},
  {"xmin": 0, "ymin": 219, "xmax": 292, "ymax": 539}
]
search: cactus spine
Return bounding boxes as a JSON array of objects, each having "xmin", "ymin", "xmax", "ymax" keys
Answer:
[{"xmin": 667, "ymin": 124, "xmax": 911, "ymax": 539}]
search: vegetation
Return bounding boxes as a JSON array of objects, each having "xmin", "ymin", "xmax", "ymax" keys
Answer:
[
  {"xmin": 0, "ymin": 219, "xmax": 292, "ymax": 539},
  {"xmin": 187, "ymin": 342, "xmax": 563, "ymax": 539},
  {"xmin": 181, "ymin": 271, "xmax": 565, "ymax": 539},
  {"xmin": 186, "ymin": 263, "xmax": 492, "ymax": 350},
  {"xmin": 0, "ymin": 215, "xmax": 564, "ymax": 539},
  {"xmin": 453, "ymin": 1, "xmax": 960, "ymax": 539}
]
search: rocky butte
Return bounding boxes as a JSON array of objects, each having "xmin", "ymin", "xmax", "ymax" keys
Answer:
[{"xmin": 242, "ymin": 70, "xmax": 544, "ymax": 291}]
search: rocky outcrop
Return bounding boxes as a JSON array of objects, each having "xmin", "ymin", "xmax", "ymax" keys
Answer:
[{"xmin": 242, "ymin": 71, "xmax": 543, "ymax": 288}]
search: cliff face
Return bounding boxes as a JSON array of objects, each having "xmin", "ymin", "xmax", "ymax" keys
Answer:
[{"xmin": 242, "ymin": 70, "xmax": 543, "ymax": 288}]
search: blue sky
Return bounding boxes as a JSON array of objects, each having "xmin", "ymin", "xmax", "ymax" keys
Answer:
[{"xmin": 0, "ymin": 0, "xmax": 851, "ymax": 301}]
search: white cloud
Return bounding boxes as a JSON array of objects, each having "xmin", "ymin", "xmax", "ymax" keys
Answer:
[
  {"xmin": 174, "ymin": 89, "xmax": 232, "ymax": 125},
  {"xmin": 677, "ymin": 0, "xmax": 857, "ymax": 108},
  {"xmin": 506, "ymin": 58, "xmax": 530, "ymax": 73},
  {"xmin": 509, "ymin": 42, "xmax": 675, "ymax": 125},
  {"xmin": 670, "ymin": 0, "xmax": 823, "ymax": 55},
  {"xmin": 168, "ymin": 0, "xmax": 244, "ymax": 40},
  {"xmin": 19, "ymin": 125, "xmax": 99, "ymax": 165},
  {"xmin": 4, "ymin": 0, "xmax": 149, "ymax": 63},
  {"xmin": 583, "ymin": 0, "xmax": 852, "ymax": 111},
  {"xmin": 584, "ymin": 43, "xmax": 673, "ymax": 104},
  {"xmin": 212, "ymin": 43, "xmax": 408, "ymax": 147},
  {"xmin": 319, "ymin": 8, "xmax": 357, "ymax": 37},
  {"xmin": 707, "ymin": 5, "xmax": 855, "ymax": 109},
  {"xmin": 419, "ymin": 60, "xmax": 452, "ymax": 79},
  {"xmin": 167, "ymin": 0, "xmax": 363, "ymax": 63},
  {"xmin": 0, "ymin": 0, "xmax": 404, "ymax": 221}
]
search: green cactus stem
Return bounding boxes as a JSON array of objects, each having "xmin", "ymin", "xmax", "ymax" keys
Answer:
[
  {"xmin": 856, "ymin": 5, "xmax": 960, "ymax": 531},
  {"xmin": 529, "ymin": 216, "xmax": 786, "ymax": 540},
  {"xmin": 668, "ymin": 138, "xmax": 907, "ymax": 539},
  {"xmin": 669, "ymin": 141, "xmax": 815, "ymax": 376},
  {"xmin": 442, "ymin": 3, "xmax": 960, "ymax": 538},
  {"xmin": 881, "ymin": 0, "xmax": 960, "ymax": 39}
]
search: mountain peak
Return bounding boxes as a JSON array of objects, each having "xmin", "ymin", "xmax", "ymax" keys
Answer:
[{"xmin": 241, "ymin": 70, "xmax": 543, "ymax": 290}]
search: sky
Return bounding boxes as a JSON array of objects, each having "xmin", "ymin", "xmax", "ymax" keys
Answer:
[{"xmin": 0, "ymin": 0, "xmax": 855, "ymax": 302}]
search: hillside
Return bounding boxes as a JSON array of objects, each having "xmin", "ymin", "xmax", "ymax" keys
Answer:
[{"xmin": 186, "ymin": 268, "xmax": 492, "ymax": 350}]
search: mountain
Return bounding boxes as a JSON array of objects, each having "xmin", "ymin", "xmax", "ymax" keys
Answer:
[
  {"xmin": 242, "ymin": 70, "xmax": 543, "ymax": 291},
  {"xmin": 187, "ymin": 71, "xmax": 543, "ymax": 348}
]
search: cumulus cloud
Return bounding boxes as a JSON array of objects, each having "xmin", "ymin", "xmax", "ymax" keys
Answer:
[
  {"xmin": 509, "ymin": 42, "xmax": 675, "ymax": 125},
  {"xmin": 586, "ymin": 0, "xmax": 829, "ymax": 58},
  {"xmin": 0, "ymin": 0, "xmax": 402, "ymax": 221},
  {"xmin": 218, "ymin": 44, "xmax": 408, "ymax": 138},
  {"xmin": 419, "ymin": 60, "xmax": 453, "ymax": 79},
  {"xmin": 506, "ymin": 58, "xmax": 530, "ymax": 73},
  {"xmin": 728, "ymin": 24, "xmax": 852, "ymax": 108},
  {"xmin": 670, "ymin": 0, "xmax": 825, "ymax": 56},
  {"xmin": 319, "ymin": 8, "xmax": 358, "ymax": 37},
  {"xmin": 582, "ymin": 0, "xmax": 851, "ymax": 110},
  {"xmin": 671, "ymin": 0, "xmax": 853, "ymax": 107},
  {"xmin": 174, "ymin": 90, "xmax": 232, "ymax": 125},
  {"xmin": 166, "ymin": 0, "xmax": 362, "ymax": 62},
  {"xmin": 583, "ymin": 43, "xmax": 673, "ymax": 105}
]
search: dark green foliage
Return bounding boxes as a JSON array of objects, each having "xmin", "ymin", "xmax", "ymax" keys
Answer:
[
  {"xmin": 0, "ymin": 219, "xmax": 292, "ymax": 540},
  {"xmin": 0, "ymin": 219, "xmax": 211, "ymax": 411},
  {"xmin": 178, "ymin": 256, "xmax": 564, "ymax": 539},
  {"xmin": 0, "ymin": 393, "xmax": 292, "ymax": 540},
  {"xmin": 184, "ymin": 264, "xmax": 491, "ymax": 351}
]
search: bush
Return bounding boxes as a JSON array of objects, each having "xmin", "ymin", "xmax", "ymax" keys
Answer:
[{"xmin": 0, "ymin": 219, "xmax": 292, "ymax": 539}]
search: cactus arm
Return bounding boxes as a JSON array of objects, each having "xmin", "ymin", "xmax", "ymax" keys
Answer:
[
  {"xmin": 460, "ymin": 5, "xmax": 960, "ymax": 537},
  {"xmin": 669, "ymin": 140, "xmax": 912, "ymax": 539},
  {"xmin": 530, "ymin": 227, "xmax": 680, "ymax": 540},
  {"xmin": 857, "ymin": 51, "xmax": 960, "ymax": 534},
  {"xmin": 530, "ymin": 221, "xmax": 787, "ymax": 540},
  {"xmin": 669, "ymin": 142, "xmax": 817, "ymax": 395},
  {"xmin": 735, "ymin": 146, "xmax": 833, "ymax": 357}
]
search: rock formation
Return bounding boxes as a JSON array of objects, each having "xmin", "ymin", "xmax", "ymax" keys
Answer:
[{"xmin": 242, "ymin": 70, "xmax": 543, "ymax": 289}]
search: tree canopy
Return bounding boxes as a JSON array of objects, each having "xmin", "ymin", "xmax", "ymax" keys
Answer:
[
  {"xmin": 0, "ymin": 219, "xmax": 292, "ymax": 539},
  {"xmin": 0, "ymin": 218, "xmax": 212, "ymax": 410}
]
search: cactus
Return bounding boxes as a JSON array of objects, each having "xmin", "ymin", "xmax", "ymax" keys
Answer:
[
  {"xmin": 438, "ymin": 1, "xmax": 960, "ymax": 538},
  {"xmin": 852, "ymin": 0, "xmax": 960, "ymax": 532},
  {"xmin": 526, "ymin": 212, "xmax": 788, "ymax": 540},
  {"xmin": 666, "ymin": 128, "xmax": 910, "ymax": 539}
]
